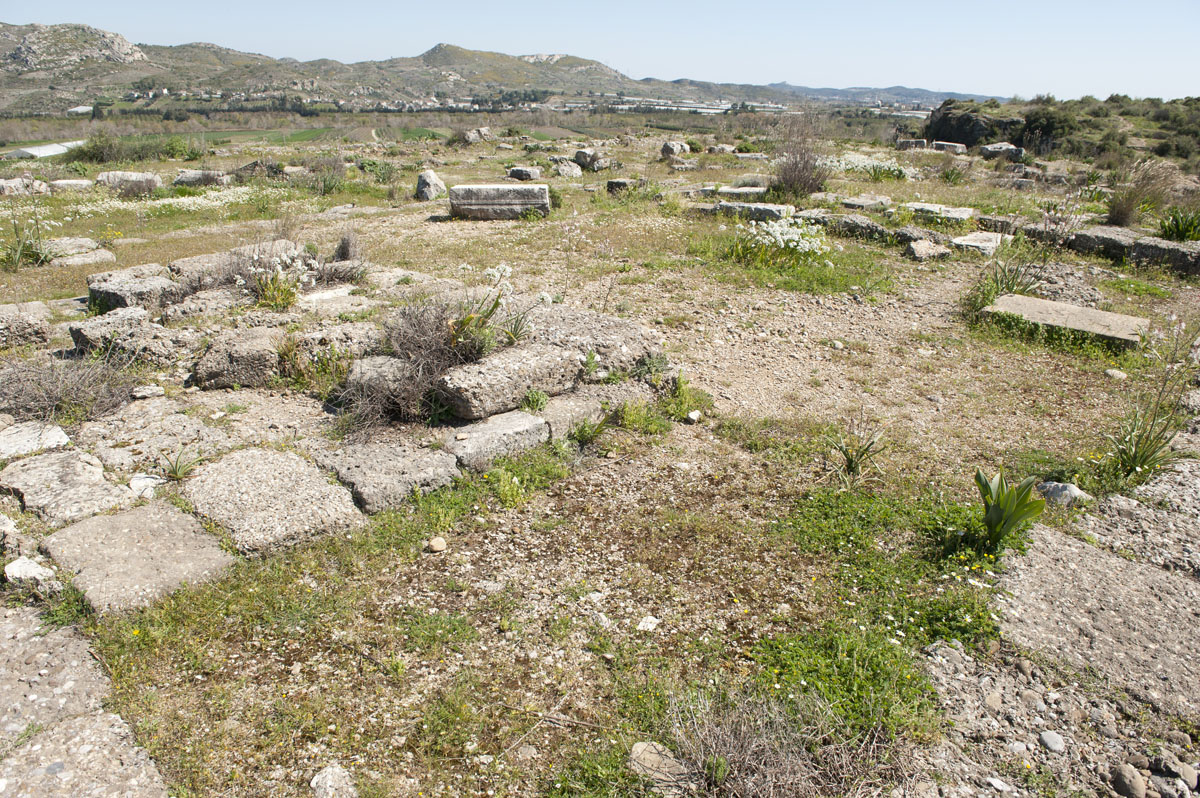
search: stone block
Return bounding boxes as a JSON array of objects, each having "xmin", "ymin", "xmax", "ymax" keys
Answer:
[
  {"xmin": 449, "ymin": 184, "xmax": 551, "ymax": 220},
  {"xmin": 443, "ymin": 411, "xmax": 549, "ymax": 470},
  {"xmin": 983, "ymin": 294, "xmax": 1148, "ymax": 347}
]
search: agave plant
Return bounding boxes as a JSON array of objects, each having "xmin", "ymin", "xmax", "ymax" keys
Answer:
[
  {"xmin": 974, "ymin": 469, "xmax": 1045, "ymax": 552},
  {"xmin": 160, "ymin": 447, "xmax": 204, "ymax": 481}
]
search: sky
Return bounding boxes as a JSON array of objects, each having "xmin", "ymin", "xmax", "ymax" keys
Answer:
[{"xmin": 5, "ymin": 0, "xmax": 1199, "ymax": 100}]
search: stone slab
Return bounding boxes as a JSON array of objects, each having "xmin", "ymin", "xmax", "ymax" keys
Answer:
[
  {"xmin": 1068, "ymin": 226, "xmax": 1141, "ymax": 261},
  {"xmin": 0, "ymin": 606, "xmax": 108, "ymax": 746},
  {"xmin": 526, "ymin": 304, "xmax": 663, "ymax": 372},
  {"xmin": 952, "ymin": 231, "xmax": 1010, "ymax": 256},
  {"xmin": 184, "ymin": 448, "xmax": 361, "ymax": 553},
  {"xmin": 714, "ymin": 201, "xmax": 794, "ymax": 222},
  {"xmin": 42, "ymin": 238, "xmax": 99, "ymax": 259},
  {"xmin": 983, "ymin": 294, "xmax": 1148, "ymax": 346},
  {"xmin": 48, "ymin": 249, "xmax": 116, "ymax": 270},
  {"xmin": 842, "ymin": 193, "xmax": 891, "ymax": 211},
  {"xmin": 193, "ymin": 328, "xmax": 281, "ymax": 389},
  {"xmin": 41, "ymin": 502, "xmax": 234, "ymax": 613},
  {"xmin": 443, "ymin": 411, "xmax": 549, "ymax": 471},
  {"xmin": 0, "ymin": 710, "xmax": 168, "ymax": 797},
  {"xmin": 437, "ymin": 343, "xmax": 581, "ymax": 420},
  {"xmin": 902, "ymin": 202, "xmax": 975, "ymax": 222},
  {"xmin": 539, "ymin": 395, "xmax": 605, "ymax": 440},
  {"xmin": 86, "ymin": 264, "xmax": 181, "ymax": 312},
  {"xmin": 449, "ymin": 184, "xmax": 551, "ymax": 220},
  {"xmin": 0, "ymin": 450, "xmax": 133, "ymax": 526},
  {"xmin": 0, "ymin": 422, "xmax": 69, "ymax": 459},
  {"xmin": 316, "ymin": 443, "xmax": 460, "ymax": 514}
]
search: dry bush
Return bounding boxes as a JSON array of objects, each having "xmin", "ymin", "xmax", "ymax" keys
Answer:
[
  {"xmin": 271, "ymin": 213, "xmax": 300, "ymax": 241},
  {"xmin": 771, "ymin": 119, "xmax": 831, "ymax": 200},
  {"xmin": 337, "ymin": 299, "xmax": 470, "ymax": 425},
  {"xmin": 1106, "ymin": 158, "xmax": 1176, "ymax": 226},
  {"xmin": 313, "ymin": 259, "xmax": 366, "ymax": 286},
  {"xmin": 0, "ymin": 350, "xmax": 137, "ymax": 427},
  {"xmin": 666, "ymin": 689, "xmax": 910, "ymax": 798},
  {"xmin": 332, "ymin": 230, "xmax": 359, "ymax": 262}
]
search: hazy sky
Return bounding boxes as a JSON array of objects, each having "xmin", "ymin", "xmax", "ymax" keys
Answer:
[{"xmin": 5, "ymin": 1, "xmax": 1198, "ymax": 99}]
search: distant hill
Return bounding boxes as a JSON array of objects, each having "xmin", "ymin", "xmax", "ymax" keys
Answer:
[{"xmin": 0, "ymin": 21, "xmax": 999, "ymax": 114}]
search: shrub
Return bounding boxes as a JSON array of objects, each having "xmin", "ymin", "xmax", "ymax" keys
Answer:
[
  {"xmin": 2, "ymin": 199, "xmax": 56, "ymax": 271},
  {"xmin": 308, "ymin": 158, "xmax": 346, "ymax": 196},
  {"xmin": 770, "ymin": 123, "xmax": 829, "ymax": 200},
  {"xmin": 278, "ymin": 338, "xmax": 353, "ymax": 401},
  {"xmin": 0, "ymin": 350, "xmax": 137, "ymax": 427},
  {"xmin": 823, "ymin": 415, "xmax": 888, "ymax": 488},
  {"xmin": 250, "ymin": 269, "xmax": 299, "ymax": 311},
  {"xmin": 331, "ymin": 231, "xmax": 359, "ymax": 262},
  {"xmin": 1106, "ymin": 158, "xmax": 1175, "ymax": 226},
  {"xmin": 1158, "ymin": 207, "xmax": 1200, "ymax": 241}
]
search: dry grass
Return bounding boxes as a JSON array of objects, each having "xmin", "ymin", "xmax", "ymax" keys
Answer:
[
  {"xmin": 1106, "ymin": 158, "xmax": 1176, "ymax": 227},
  {"xmin": 0, "ymin": 349, "xmax": 138, "ymax": 427}
]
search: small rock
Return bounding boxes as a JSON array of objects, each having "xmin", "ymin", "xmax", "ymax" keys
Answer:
[
  {"xmin": 628, "ymin": 741, "xmax": 693, "ymax": 797},
  {"xmin": 514, "ymin": 745, "xmax": 538, "ymax": 761},
  {"xmin": 427, "ymin": 536, "xmax": 447, "ymax": 553},
  {"xmin": 131, "ymin": 385, "xmax": 166, "ymax": 400},
  {"xmin": 1106, "ymin": 368, "xmax": 1129, "ymax": 380},
  {"xmin": 1039, "ymin": 730, "xmax": 1066, "ymax": 753},
  {"xmin": 986, "ymin": 776, "xmax": 1011, "ymax": 792},
  {"xmin": 3, "ymin": 555, "xmax": 59, "ymax": 592},
  {"xmin": 684, "ymin": 410, "xmax": 702, "ymax": 424},
  {"xmin": 1039, "ymin": 481, "xmax": 1093, "ymax": 508},
  {"xmin": 311, "ymin": 763, "xmax": 357, "ymax": 798},
  {"xmin": 636, "ymin": 616, "xmax": 661, "ymax": 632},
  {"xmin": 128, "ymin": 473, "xmax": 168, "ymax": 499},
  {"xmin": 1163, "ymin": 730, "xmax": 1191, "ymax": 747},
  {"xmin": 1112, "ymin": 762, "xmax": 1146, "ymax": 798},
  {"xmin": 984, "ymin": 691, "xmax": 1003, "ymax": 711},
  {"xmin": 831, "ymin": 340, "xmax": 844, "ymax": 350},
  {"xmin": 1016, "ymin": 659, "xmax": 1033, "ymax": 678}
]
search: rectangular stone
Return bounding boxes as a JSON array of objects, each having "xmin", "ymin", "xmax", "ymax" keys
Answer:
[
  {"xmin": 983, "ymin": 294, "xmax": 1148, "ymax": 347},
  {"xmin": 1068, "ymin": 226, "xmax": 1141, "ymax": 260},
  {"xmin": 715, "ymin": 201, "xmax": 794, "ymax": 222},
  {"xmin": 41, "ymin": 502, "xmax": 233, "ymax": 613},
  {"xmin": 437, "ymin": 343, "xmax": 581, "ymax": 420},
  {"xmin": 316, "ymin": 443, "xmax": 460, "ymax": 514},
  {"xmin": 449, "ymin": 184, "xmax": 551, "ymax": 220},
  {"xmin": 931, "ymin": 141, "xmax": 967, "ymax": 154},
  {"xmin": 1131, "ymin": 236, "xmax": 1200, "ymax": 275},
  {"xmin": 443, "ymin": 411, "xmax": 549, "ymax": 470},
  {"xmin": 896, "ymin": 139, "xmax": 927, "ymax": 150},
  {"xmin": 902, "ymin": 202, "xmax": 975, "ymax": 222}
]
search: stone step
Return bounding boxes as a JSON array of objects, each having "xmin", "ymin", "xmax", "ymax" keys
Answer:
[
  {"xmin": 443, "ymin": 411, "xmax": 549, "ymax": 471},
  {"xmin": 315, "ymin": 443, "xmax": 460, "ymax": 514},
  {"xmin": 714, "ymin": 201, "xmax": 794, "ymax": 222},
  {"xmin": 983, "ymin": 294, "xmax": 1148, "ymax": 346},
  {"xmin": 449, "ymin": 184, "xmax": 551, "ymax": 220}
]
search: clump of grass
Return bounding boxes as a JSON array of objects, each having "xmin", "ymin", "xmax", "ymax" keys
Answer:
[
  {"xmin": 250, "ymin": 269, "xmax": 299, "ymax": 311},
  {"xmin": 1106, "ymin": 158, "xmax": 1174, "ymax": 227},
  {"xmin": 160, "ymin": 448, "xmax": 203, "ymax": 481},
  {"xmin": 331, "ymin": 230, "xmax": 359, "ymax": 262},
  {"xmin": 519, "ymin": 389, "xmax": 549, "ymax": 412},
  {"xmin": 657, "ymin": 373, "xmax": 714, "ymax": 422},
  {"xmin": 823, "ymin": 414, "xmax": 888, "ymax": 488},
  {"xmin": 962, "ymin": 254, "xmax": 1044, "ymax": 320},
  {"xmin": 1158, "ymin": 207, "xmax": 1200, "ymax": 241},
  {"xmin": 0, "ymin": 349, "xmax": 137, "ymax": 427},
  {"xmin": 277, "ymin": 337, "xmax": 353, "ymax": 401},
  {"xmin": 569, "ymin": 415, "xmax": 611, "ymax": 447},
  {"xmin": 2, "ymin": 197, "xmax": 54, "ymax": 272}
]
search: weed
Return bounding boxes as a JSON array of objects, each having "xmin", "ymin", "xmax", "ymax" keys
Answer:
[
  {"xmin": 0, "ymin": 349, "xmax": 137, "ymax": 427},
  {"xmin": 160, "ymin": 447, "xmax": 204, "ymax": 481},
  {"xmin": 823, "ymin": 414, "xmax": 888, "ymax": 488},
  {"xmin": 251, "ymin": 269, "xmax": 299, "ymax": 311},
  {"xmin": 960, "ymin": 469, "xmax": 1045, "ymax": 556},
  {"xmin": 1106, "ymin": 159, "xmax": 1174, "ymax": 226},
  {"xmin": 1158, "ymin": 207, "xmax": 1200, "ymax": 241},
  {"xmin": 519, "ymin": 389, "xmax": 549, "ymax": 412}
]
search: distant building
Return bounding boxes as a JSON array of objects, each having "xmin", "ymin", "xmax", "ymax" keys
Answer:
[
  {"xmin": 65, "ymin": 105, "xmax": 93, "ymax": 115},
  {"xmin": 4, "ymin": 140, "xmax": 87, "ymax": 160}
]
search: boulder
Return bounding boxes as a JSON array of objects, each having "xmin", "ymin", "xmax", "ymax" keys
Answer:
[
  {"xmin": 0, "ymin": 311, "xmax": 50, "ymax": 349},
  {"xmin": 87, "ymin": 264, "xmax": 182, "ymax": 312},
  {"xmin": 449, "ymin": 184, "xmax": 551, "ymax": 220},
  {"xmin": 68, "ymin": 307, "xmax": 150, "ymax": 351},
  {"xmin": 554, "ymin": 161, "xmax": 583, "ymax": 178},
  {"xmin": 607, "ymin": 178, "xmax": 645, "ymax": 194},
  {"xmin": 42, "ymin": 237, "xmax": 99, "ymax": 259},
  {"xmin": 3, "ymin": 555, "xmax": 58, "ymax": 592},
  {"xmin": 661, "ymin": 141, "xmax": 690, "ymax": 157},
  {"xmin": 981, "ymin": 142, "xmax": 1026, "ymax": 160},
  {"xmin": 828, "ymin": 213, "xmax": 890, "ymax": 241},
  {"xmin": 316, "ymin": 443, "xmax": 460, "ymax": 514},
  {"xmin": 443, "ymin": 411, "xmax": 549, "ymax": 471},
  {"xmin": 464, "ymin": 127, "xmax": 495, "ymax": 144},
  {"xmin": 574, "ymin": 149, "xmax": 611, "ymax": 171},
  {"xmin": 41, "ymin": 502, "xmax": 233, "ymax": 612},
  {"xmin": 906, "ymin": 239, "xmax": 952, "ymax": 261},
  {"xmin": 185, "ymin": 448, "xmax": 361, "ymax": 553},
  {"xmin": 415, "ymin": 169, "xmax": 446, "ymax": 201},
  {"xmin": 707, "ymin": 144, "xmax": 737, "ymax": 154},
  {"xmin": 0, "ymin": 177, "xmax": 49, "ymax": 196},
  {"xmin": 715, "ymin": 201, "xmax": 794, "ymax": 222},
  {"xmin": 507, "ymin": 166, "xmax": 541, "ymax": 181},
  {"xmin": 0, "ymin": 450, "xmax": 133, "ymax": 526},
  {"xmin": 95, "ymin": 171, "xmax": 163, "ymax": 193},
  {"xmin": 437, "ymin": 343, "xmax": 582, "ymax": 420},
  {"xmin": 193, "ymin": 328, "xmax": 281, "ymax": 389}
]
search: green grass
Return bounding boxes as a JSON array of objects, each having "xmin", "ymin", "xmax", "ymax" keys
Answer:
[{"xmin": 1100, "ymin": 277, "xmax": 1171, "ymax": 298}]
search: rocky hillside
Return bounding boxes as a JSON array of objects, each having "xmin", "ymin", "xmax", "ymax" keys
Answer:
[{"xmin": 0, "ymin": 21, "xmax": 992, "ymax": 114}]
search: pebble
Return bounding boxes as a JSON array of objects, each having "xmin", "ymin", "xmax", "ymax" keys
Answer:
[
  {"xmin": 427, "ymin": 536, "xmax": 447, "ymax": 553},
  {"xmin": 1039, "ymin": 730, "xmax": 1065, "ymax": 753}
]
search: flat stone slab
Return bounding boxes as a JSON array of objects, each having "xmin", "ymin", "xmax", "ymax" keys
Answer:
[
  {"xmin": 48, "ymin": 249, "xmax": 116, "ymax": 270},
  {"xmin": 87, "ymin": 264, "xmax": 181, "ymax": 312},
  {"xmin": 526, "ymin": 304, "xmax": 663, "ymax": 372},
  {"xmin": 48, "ymin": 179, "xmax": 94, "ymax": 193},
  {"xmin": 449, "ymin": 184, "xmax": 551, "ymax": 220},
  {"xmin": 714, "ymin": 201, "xmax": 794, "ymax": 221},
  {"xmin": 42, "ymin": 238, "xmax": 99, "ymax": 259},
  {"xmin": 0, "ymin": 606, "xmax": 108, "ymax": 746},
  {"xmin": 0, "ymin": 422, "xmax": 69, "ymax": 459},
  {"xmin": 982, "ymin": 294, "xmax": 1148, "ymax": 346},
  {"xmin": 437, "ymin": 343, "xmax": 581, "ymax": 420},
  {"xmin": 999, "ymin": 525, "xmax": 1200, "ymax": 718},
  {"xmin": 41, "ymin": 502, "xmax": 234, "ymax": 613},
  {"xmin": 0, "ymin": 710, "xmax": 168, "ymax": 797},
  {"xmin": 902, "ymin": 202, "xmax": 975, "ymax": 222},
  {"xmin": 296, "ymin": 285, "xmax": 379, "ymax": 318},
  {"xmin": 443, "ymin": 411, "xmax": 549, "ymax": 471},
  {"xmin": 952, "ymin": 231, "xmax": 1010, "ymax": 256},
  {"xmin": 539, "ymin": 395, "xmax": 606, "ymax": 440},
  {"xmin": 316, "ymin": 443, "xmax": 460, "ymax": 514},
  {"xmin": 710, "ymin": 186, "xmax": 767, "ymax": 200},
  {"xmin": 184, "ymin": 448, "xmax": 361, "ymax": 553},
  {"xmin": 0, "ymin": 450, "xmax": 133, "ymax": 526},
  {"xmin": 842, "ymin": 193, "xmax": 891, "ymax": 210}
]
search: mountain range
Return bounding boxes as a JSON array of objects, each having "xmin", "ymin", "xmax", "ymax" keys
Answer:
[{"xmin": 0, "ymin": 22, "xmax": 1002, "ymax": 114}]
